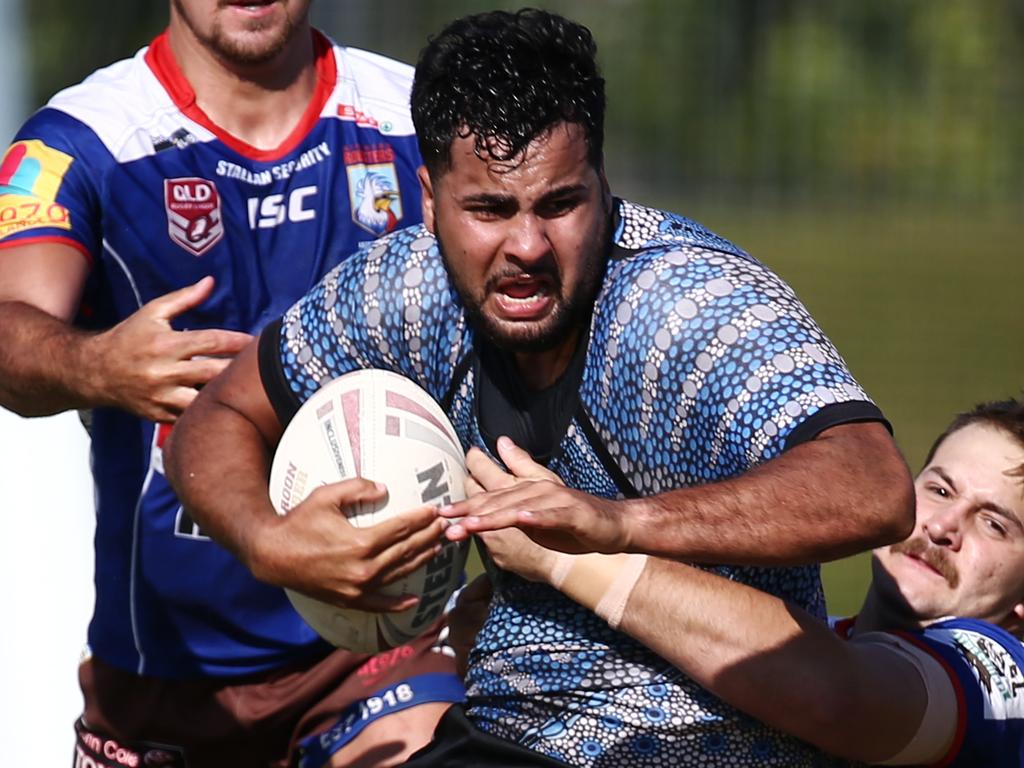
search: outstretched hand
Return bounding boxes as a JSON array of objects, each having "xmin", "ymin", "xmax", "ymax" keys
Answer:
[
  {"xmin": 87, "ymin": 276, "xmax": 252, "ymax": 422},
  {"xmin": 442, "ymin": 436, "xmax": 634, "ymax": 555},
  {"xmin": 251, "ymin": 478, "xmax": 446, "ymax": 613}
]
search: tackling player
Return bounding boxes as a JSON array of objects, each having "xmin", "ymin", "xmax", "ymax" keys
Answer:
[
  {"xmin": 0, "ymin": 1, "xmax": 461, "ymax": 765},
  {"xmin": 470, "ymin": 398, "xmax": 1024, "ymax": 765}
]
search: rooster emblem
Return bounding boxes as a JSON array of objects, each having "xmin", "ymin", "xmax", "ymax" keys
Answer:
[{"xmin": 353, "ymin": 169, "xmax": 401, "ymax": 235}]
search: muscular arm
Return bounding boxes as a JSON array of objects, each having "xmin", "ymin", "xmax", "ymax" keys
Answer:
[
  {"xmin": 0, "ymin": 243, "xmax": 251, "ymax": 420},
  {"xmin": 516, "ymin": 544, "xmax": 945, "ymax": 763},
  {"xmin": 472, "ymin": 441, "xmax": 951, "ymax": 764},
  {"xmin": 164, "ymin": 342, "xmax": 448, "ymax": 611},
  {"xmin": 0, "ymin": 243, "xmax": 95, "ymax": 414},
  {"xmin": 447, "ymin": 422, "xmax": 915, "ymax": 565}
]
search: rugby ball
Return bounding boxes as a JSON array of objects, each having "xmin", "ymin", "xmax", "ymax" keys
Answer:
[{"xmin": 267, "ymin": 369, "xmax": 468, "ymax": 652}]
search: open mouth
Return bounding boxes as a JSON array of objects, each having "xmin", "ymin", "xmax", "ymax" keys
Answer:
[
  {"xmin": 225, "ymin": 0, "xmax": 278, "ymax": 14},
  {"xmin": 492, "ymin": 274, "xmax": 556, "ymax": 319}
]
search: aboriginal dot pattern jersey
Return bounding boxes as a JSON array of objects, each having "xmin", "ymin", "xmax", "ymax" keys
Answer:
[
  {"xmin": 0, "ymin": 30, "xmax": 424, "ymax": 677},
  {"xmin": 262, "ymin": 199, "xmax": 886, "ymax": 766},
  {"xmin": 835, "ymin": 617, "xmax": 1024, "ymax": 766}
]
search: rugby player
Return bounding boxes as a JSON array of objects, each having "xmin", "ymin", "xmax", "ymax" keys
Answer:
[
  {"xmin": 165, "ymin": 9, "xmax": 914, "ymax": 767},
  {"xmin": 0, "ymin": 1, "xmax": 460, "ymax": 765},
  {"xmin": 472, "ymin": 398, "xmax": 1024, "ymax": 765}
]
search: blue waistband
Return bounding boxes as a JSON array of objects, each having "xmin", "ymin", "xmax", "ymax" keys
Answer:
[{"xmin": 297, "ymin": 672, "xmax": 465, "ymax": 768}]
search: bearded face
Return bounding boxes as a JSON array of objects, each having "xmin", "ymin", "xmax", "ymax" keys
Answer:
[{"xmin": 171, "ymin": 0, "xmax": 312, "ymax": 67}]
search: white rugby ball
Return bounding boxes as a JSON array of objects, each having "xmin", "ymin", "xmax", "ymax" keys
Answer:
[{"xmin": 267, "ymin": 369, "xmax": 468, "ymax": 652}]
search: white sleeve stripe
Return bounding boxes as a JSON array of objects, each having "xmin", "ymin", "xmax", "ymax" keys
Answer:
[{"xmin": 855, "ymin": 632, "xmax": 960, "ymax": 765}]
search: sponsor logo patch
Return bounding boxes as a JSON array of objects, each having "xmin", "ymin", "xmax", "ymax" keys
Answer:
[
  {"xmin": 337, "ymin": 104, "xmax": 394, "ymax": 132},
  {"xmin": 347, "ymin": 162, "xmax": 402, "ymax": 236},
  {"xmin": 0, "ymin": 193, "xmax": 71, "ymax": 238},
  {"xmin": 0, "ymin": 140, "xmax": 74, "ymax": 238},
  {"xmin": 164, "ymin": 177, "xmax": 224, "ymax": 256},
  {"xmin": 151, "ymin": 128, "xmax": 197, "ymax": 153},
  {"xmin": 953, "ymin": 629, "xmax": 1024, "ymax": 707},
  {"xmin": 0, "ymin": 139, "xmax": 74, "ymax": 198}
]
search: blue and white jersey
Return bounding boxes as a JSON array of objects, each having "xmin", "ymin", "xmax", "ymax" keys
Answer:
[
  {"xmin": 883, "ymin": 619, "xmax": 1024, "ymax": 767},
  {"xmin": 262, "ymin": 199, "xmax": 884, "ymax": 766},
  {"xmin": 0, "ymin": 30, "xmax": 424, "ymax": 678}
]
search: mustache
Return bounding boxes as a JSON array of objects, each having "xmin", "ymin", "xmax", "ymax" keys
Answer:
[{"xmin": 890, "ymin": 537, "xmax": 959, "ymax": 588}]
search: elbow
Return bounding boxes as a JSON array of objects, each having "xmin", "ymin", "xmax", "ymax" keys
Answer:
[
  {"xmin": 868, "ymin": 450, "xmax": 916, "ymax": 549},
  {"xmin": 839, "ymin": 424, "xmax": 916, "ymax": 552}
]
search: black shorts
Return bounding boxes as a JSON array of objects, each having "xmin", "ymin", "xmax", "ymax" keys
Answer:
[{"xmin": 402, "ymin": 706, "xmax": 572, "ymax": 768}]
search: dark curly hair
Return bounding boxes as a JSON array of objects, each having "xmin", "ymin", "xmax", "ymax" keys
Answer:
[
  {"xmin": 411, "ymin": 8, "xmax": 606, "ymax": 177},
  {"xmin": 924, "ymin": 397, "xmax": 1024, "ymax": 481}
]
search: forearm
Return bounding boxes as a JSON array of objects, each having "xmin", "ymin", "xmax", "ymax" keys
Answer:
[
  {"xmin": 622, "ymin": 422, "xmax": 914, "ymax": 564},
  {"xmin": 557, "ymin": 554, "xmax": 926, "ymax": 762},
  {"xmin": 164, "ymin": 390, "xmax": 279, "ymax": 574},
  {"xmin": 0, "ymin": 301, "xmax": 105, "ymax": 416}
]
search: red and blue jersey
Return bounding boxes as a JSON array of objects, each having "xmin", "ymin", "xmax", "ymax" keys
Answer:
[
  {"xmin": 904, "ymin": 618, "xmax": 1024, "ymax": 767},
  {"xmin": 833, "ymin": 616, "xmax": 1024, "ymax": 766},
  {"xmin": 0, "ymin": 30, "xmax": 424, "ymax": 678}
]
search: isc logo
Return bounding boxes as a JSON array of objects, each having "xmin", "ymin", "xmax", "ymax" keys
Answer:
[{"xmin": 246, "ymin": 185, "xmax": 317, "ymax": 229}]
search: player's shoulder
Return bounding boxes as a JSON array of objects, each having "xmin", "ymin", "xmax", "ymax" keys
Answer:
[
  {"xmin": 612, "ymin": 199, "xmax": 750, "ymax": 259},
  {"xmin": 598, "ymin": 198, "xmax": 775, "ymax": 321},
  {"xmin": 320, "ymin": 223, "xmax": 441, "ymax": 292},
  {"xmin": 331, "ymin": 42, "xmax": 416, "ymax": 135},
  {"xmin": 42, "ymin": 44, "xmax": 174, "ymax": 162}
]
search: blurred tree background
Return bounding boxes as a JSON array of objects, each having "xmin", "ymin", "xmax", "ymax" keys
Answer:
[{"xmin": 15, "ymin": 0, "xmax": 1024, "ymax": 613}]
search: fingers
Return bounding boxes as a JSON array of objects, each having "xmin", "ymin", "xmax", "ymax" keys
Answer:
[
  {"xmin": 465, "ymin": 475, "xmax": 485, "ymax": 498},
  {"xmin": 371, "ymin": 510, "xmax": 447, "ymax": 566},
  {"xmin": 182, "ymin": 328, "xmax": 255, "ymax": 357},
  {"xmin": 143, "ymin": 276, "xmax": 216, "ymax": 321},
  {"xmin": 439, "ymin": 480, "xmax": 549, "ymax": 522},
  {"xmin": 152, "ymin": 385, "xmax": 202, "ymax": 421},
  {"xmin": 362, "ymin": 503, "xmax": 443, "ymax": 552},
  {"xmin": 495, "ymin": 436, "xmax": 563, "ymax": 483},
  {"xmin": 374, "ymin": 535, "xmax": 445, "ymax": 588},
  {"xmin": 175, "ymin": 356, "xmax": 233, "ymax": 388},
  {"xmin": 459, "ymin": 509, "xmax": 530, "ymax": 534},
  {"xmin": 313, "ymin": 478, "xmax": 389, "ymax": 510},
  {"xmin": 465, "ymin": 446, "xmax": 516, "ymax": 492}
]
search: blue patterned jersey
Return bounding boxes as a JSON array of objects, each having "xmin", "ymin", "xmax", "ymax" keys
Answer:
[
  {"xmin": 0, "ymin": 30, "xmax": 423, "ymax": 678},
  {"xmin": 263, "ymin": 199, "xmax": 884, "ymax": 766}
]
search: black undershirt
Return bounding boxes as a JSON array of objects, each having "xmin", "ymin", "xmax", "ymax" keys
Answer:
[{"xmin": 475, "ymin": 331, "xmax": 590, "ymax": 465}]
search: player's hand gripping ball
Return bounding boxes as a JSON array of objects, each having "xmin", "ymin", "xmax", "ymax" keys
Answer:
[{"xmin": 268, "ymin": 369, "xmax": 468, "ymax": 652}]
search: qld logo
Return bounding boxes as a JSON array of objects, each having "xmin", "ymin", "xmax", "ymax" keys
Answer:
[
  {"xmin": 164, "ymin": 177, "xmax": 224, "ymax": 256},
  {"xmin": 347, "ymin": 163, "xmax": 402, "ymax": 236}
]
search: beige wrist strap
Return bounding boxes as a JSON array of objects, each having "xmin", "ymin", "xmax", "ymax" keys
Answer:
[
  {"xmin": 593, "ymin": 554, "xmax": 648, "ymax": 628},
  {"xmin": 550, "ymin": 553, "xmax": 575, "ymax": 589},
  {"xmin": 548, "ymin": 552, "xmax": 648, "ymax": 630}
]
